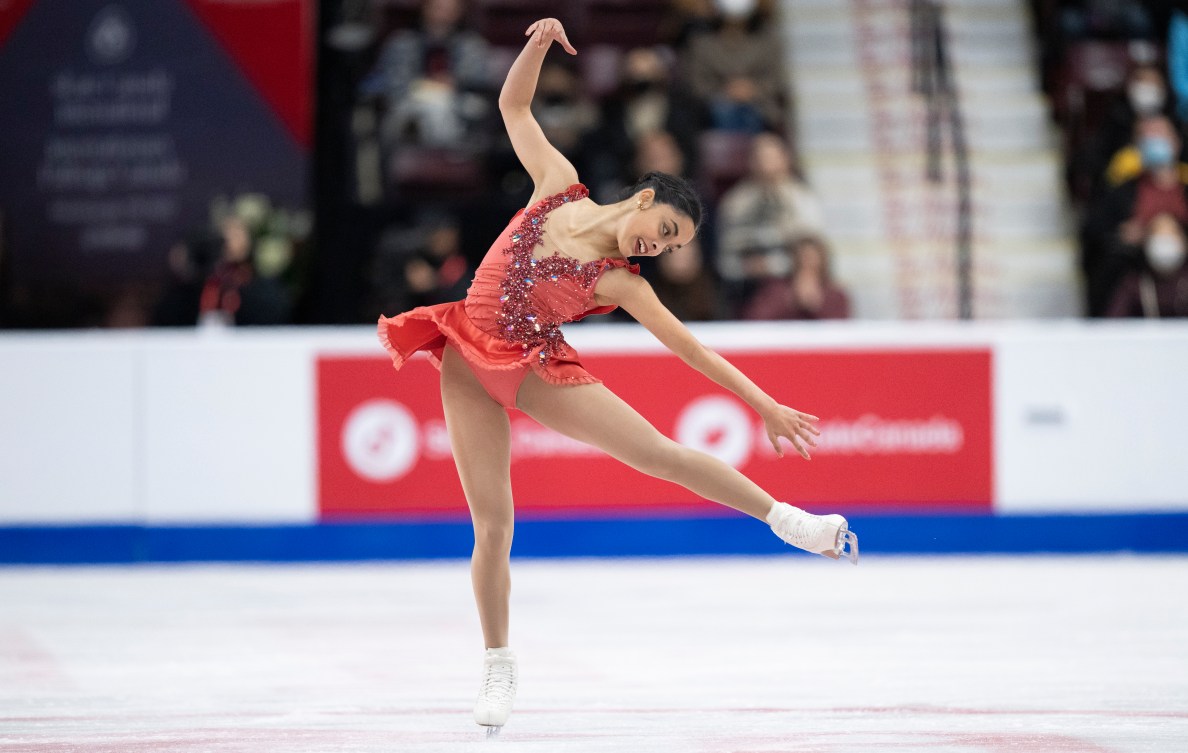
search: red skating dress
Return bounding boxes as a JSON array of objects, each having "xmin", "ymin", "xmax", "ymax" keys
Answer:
[{"xmin": 377, "ymin": 184, "xmax": 640, "ymax": 409}]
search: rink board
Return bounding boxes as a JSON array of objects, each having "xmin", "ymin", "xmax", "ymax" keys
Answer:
[{"xmin": 2, "ymin": 322, "xmax": 1188, "ymax": 563}]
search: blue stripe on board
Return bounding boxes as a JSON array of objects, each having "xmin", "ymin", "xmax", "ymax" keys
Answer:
[{"xmin": 1, "ymin": 513, "xmax": 1186, "ymax": 564}]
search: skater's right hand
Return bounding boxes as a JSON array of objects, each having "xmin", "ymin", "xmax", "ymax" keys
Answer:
[
  {"xmin": 525, "ymin": 18, "xmax": 577, "ymax": 55},
  {"xmin": 763, "ymin": 404, "xmax": 820, "ymax": 460}
]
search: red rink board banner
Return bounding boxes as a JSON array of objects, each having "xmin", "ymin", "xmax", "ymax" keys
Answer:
[{"xmin": 317, "ymin": 349, "xmax": 992, "ymax": 518}]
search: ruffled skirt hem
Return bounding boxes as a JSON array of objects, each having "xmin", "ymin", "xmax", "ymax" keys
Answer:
[{"xmin": 376, "ymin": 302, "xmax": 602, "ymax": 395}]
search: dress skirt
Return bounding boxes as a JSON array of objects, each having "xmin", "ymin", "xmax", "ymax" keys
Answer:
[{"xmin": 377, "ymin": 301, "xmax": 602, "ymax": 410}]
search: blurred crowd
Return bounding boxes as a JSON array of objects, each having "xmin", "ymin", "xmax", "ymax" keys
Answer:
[
  {"xmin": 1042, "ymin": 0, "xmax": 1188, "ymax": 317},
  {"xmin": 336, "ymin": 0, "xmax": 850, "ymax": 328},
  {"xmin": 21, "ymin": 0, "xmax": 1188, "ymax": 328}
]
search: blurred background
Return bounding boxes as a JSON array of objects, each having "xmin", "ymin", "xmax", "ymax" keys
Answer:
[{"xmin": 1, "ymin": 0, "xmax": 1187, "ymax": 562}]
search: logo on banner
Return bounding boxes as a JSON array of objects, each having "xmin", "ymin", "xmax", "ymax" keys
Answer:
[
  {"xmin": 675, "ymin": 395, "xmax": 752, "ymax": 468},
  {"xmin": 88, "ymin": 6, "xmax": 136, "ymax": 65},
  {"xmin": 341, "ymin": 399, "xmax": 419, "ymax": 482}
]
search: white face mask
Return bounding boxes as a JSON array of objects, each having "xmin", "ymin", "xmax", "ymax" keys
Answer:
[
  {"xmin": 714, "ymin": 0, "xmax": 757, "ymax": 18},
  {"xmin": 1146, "ymin": 234, "xmax": 1186, "ymax": 274},
  {"xmin": 1129, "ymin": 81, "xmax": 1166, "ymax": 115}
]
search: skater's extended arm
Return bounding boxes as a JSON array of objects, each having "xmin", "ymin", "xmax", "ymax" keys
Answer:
[
  {"xmin": 595, "ymin": 269, "xmax": 820, "ymax": 459},
  {"xmin": 499, "ymin": 18, "xmax": 579, "ymax": 203}
]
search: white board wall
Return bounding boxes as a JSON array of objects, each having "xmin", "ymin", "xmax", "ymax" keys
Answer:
[{"xmin": 1, "ymin": 322, "xmax": 1186, "ymax": 524}]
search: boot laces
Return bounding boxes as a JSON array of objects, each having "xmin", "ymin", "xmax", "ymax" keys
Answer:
[
  {"xmin": 480, "ymin": 660, "xmax": 515, "ymax": 706},
  {"xmin": 777, "ymin": 508, "xmax": 831, "ymax": 551}
]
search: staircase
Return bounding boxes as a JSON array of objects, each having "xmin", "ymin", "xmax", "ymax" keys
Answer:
[{"xmin": 781, "ymin": 0, "xmax": 1081, "ymax": 318}]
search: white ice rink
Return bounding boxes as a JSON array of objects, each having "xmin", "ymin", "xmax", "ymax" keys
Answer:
[{"xmin": 2, "ymin": 556, "xmax": 1187, "ymax": 752}]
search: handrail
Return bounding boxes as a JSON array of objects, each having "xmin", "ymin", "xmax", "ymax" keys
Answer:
[{"xmin": 910, "ymin": 0, "xmax": 974, "ymax": 319}]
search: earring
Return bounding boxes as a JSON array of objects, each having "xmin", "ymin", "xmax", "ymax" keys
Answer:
[{"xmin": 637, "ymin": 199, "xmax": 644, "ymax": 210}]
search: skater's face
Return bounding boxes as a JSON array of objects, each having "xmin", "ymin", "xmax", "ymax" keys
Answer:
[{"xmin": 622, "ymin": 189, "xmax": 697, "ymax": 259}]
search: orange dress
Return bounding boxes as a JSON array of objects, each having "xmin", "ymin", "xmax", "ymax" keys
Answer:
[{"xmin": 377, "ymin": 184, "xmax": 640, "ymax": 409}]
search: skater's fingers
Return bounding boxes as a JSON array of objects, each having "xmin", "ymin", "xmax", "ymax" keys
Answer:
[
  {"xmin": 558, "ymin": 28, "xmax": 577, "ymax": 54},
  {"xmin": 791, "ymin": 437, "xmax": 810, "ymax": 460},
  {"xmin": 799, "ymin": 412, "xmax": 820, "ymax": 422},
  {"xmin": 525, "ymin": 21, "xmax": 539, "ymax": 36},
  {"xmin": 767, "ymin": 428, "xmax": 784, "ymax": 457}
]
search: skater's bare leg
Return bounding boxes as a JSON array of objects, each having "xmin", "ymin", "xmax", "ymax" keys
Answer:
[
  {"xmin": 441, "ymin": 346, "xmax": 514, "ymax": 649},
  {"xmin": 516, "ymin": 376, "xmax": 776, "ymax": 521}
]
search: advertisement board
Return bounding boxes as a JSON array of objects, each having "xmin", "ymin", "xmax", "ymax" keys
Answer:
[
  {"xmin": 318, "ymin": 348, "xmax": 993, "ymax": 518},
  {"xmin": 0, "ymin": 0, "xmax": 311, "ymax": 286}
]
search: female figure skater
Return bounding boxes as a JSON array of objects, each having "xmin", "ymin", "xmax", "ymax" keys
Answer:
[{"xmin": 378, "ymin": 18, "xmax": 858, "ymax": 735}]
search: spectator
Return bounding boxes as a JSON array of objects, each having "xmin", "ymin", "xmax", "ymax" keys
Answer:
[
  {"xmin": 1107, "ymin": 212, "xmax": 1188, "ymax": 317},
  {"xmin": 1059, "ymin": 0, "xmax": 1153, "ymax": 41},
  {"xmin": 584, "ymin": 47, "xmax": 707, "ymax": 201},
  {"xmin": 1082, "ymin": 114, "xmax": 1188, "ymax": 314},
  {"xmin": 652, "ymin": 237, "xmax": 724, "ymax": 321},
  {"xmin": 661, "ymin": 0, "xmax": 719, "ymax": 49},
  {"xmin": 634, "ymin": 130, "xmax": 688, "ymax": 180},
  {"xmin": 199, "ymin": 216, "xmax": 292, "ymax": 326},
  {"xmin": 359, "ymin": 0, "xmax": 490, "ymax": 150},
  {"xmin": 153, "ymin": 231, "xmax": 220, "ymax": 326},
  {"xmin": 742, "ymin": 236, "xmax": 850, "ymax": 320},
  {"xmin": 1075, "ymin": 64, "xmax": 1175, "ymax": 197},
  {"xmin": 1170, "ymin": 8, "xmax": 1188, "ymax": 122},
  {"xmin": 683, "ymin": 0, "xmax": 785, "ymax": 132},
  {"xmin": 532, "ymin": 60, "xmax": 600, "ymax": 162},
  {"xmin": 715, "ymin": 132, "xmax": 825, "ymax": 286},
  {"xmin": 368, "ymin": 211, "xmax": 471, "ymax": 318}
]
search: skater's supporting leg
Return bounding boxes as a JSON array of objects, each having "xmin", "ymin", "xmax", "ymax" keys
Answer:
[
  {"xmin": 441, "ymin": 346, "xmax": 515, "ymax": 649},
  {"xmin": 516, "ymin": 376, "xmax": 777, "ymax": 521}
]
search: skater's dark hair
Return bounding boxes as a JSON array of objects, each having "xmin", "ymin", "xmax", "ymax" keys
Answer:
[{"xmin": 622, "ymin": 171, "xmax": 703, "ymax": 230}]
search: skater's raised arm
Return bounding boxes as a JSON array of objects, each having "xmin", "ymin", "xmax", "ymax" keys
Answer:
[
  {"xmin": 499, "ymin": 18, "xmax": 579, "ymax": 203},
  {"xmin": 595, "ymin": 268, "xmax": 820, "ymax": 460}
]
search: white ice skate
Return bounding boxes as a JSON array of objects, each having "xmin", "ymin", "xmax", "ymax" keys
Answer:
[
  {"xmin": 474, "ymin": 647, "xmax": 517, "ymax": 737},
  {"xmin": 766, "ymin": 502, "xmax": 859, "ymax": 564}
]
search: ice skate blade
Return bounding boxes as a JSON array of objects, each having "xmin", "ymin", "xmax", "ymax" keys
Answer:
[
  {"xmin": 483, "ymin": 724, "xmax": 502, "ymax": 739},
  {"xmin": 836, "ymin": 528, "xmax": 859, "ymax": 565}
]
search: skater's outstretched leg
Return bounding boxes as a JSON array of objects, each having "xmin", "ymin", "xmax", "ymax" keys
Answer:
[
  {"xmin": 516, "ymin": 376, "xmax": 856, "ymax": 561},
  {"xmin": 441, "ymin": 346, "xmax": 515, "ymax": 649}
]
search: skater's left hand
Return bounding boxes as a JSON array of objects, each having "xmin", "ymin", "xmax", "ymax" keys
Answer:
[
  {"xmin": 763, "ymin": 404, "xmax": 820, "ymax": 460},
  {"xmin": 525, "ymin": 18, "xmax": 577, "ymax": 54}
]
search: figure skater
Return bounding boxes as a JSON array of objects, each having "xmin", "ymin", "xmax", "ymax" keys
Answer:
[{"xmin": 377, "ymin": 17, "xmax": 858, "ymax": 736}]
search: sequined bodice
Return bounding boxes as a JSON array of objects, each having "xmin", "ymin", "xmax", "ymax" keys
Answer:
[{"xmin": 464, "ymin": 184, "xmax": 636, "ymax": 365}]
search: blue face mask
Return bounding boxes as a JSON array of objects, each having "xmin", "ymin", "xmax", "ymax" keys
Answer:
[{"xmin": 1140, "ymin": 136, "xmax": 1176, "ymax": 169}]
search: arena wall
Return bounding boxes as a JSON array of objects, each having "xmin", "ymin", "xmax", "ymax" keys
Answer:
[{"xmin": 2, "ymin": 322, "xmax": 1186, "ymax": 561}]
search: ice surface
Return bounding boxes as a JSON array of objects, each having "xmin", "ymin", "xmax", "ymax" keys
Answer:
[{"xmin": 1, "ymin": 556, "xmax": 1187, "ymax": 752}]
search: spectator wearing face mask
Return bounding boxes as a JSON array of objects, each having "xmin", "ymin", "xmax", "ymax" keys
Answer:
[
  {"xmin": 1081, "ymin": 115, "xmax": 1188, "ymax": 315},
  {"xmin": 1098, "ymin": 67, "xmax": 1180, "ymax": 187},
  {"xmin": 683, "ymin": 0, "xmax": 785, "ymax": 133},
  {"xmin": 359, "ymin": 0, "xmax": 491, "ymax": 150},
  {"xmin": 1072, "ymin": 64, "xmax": 1175, "ymax": 198},
  {"xmin": 1106, "ymin": 212, "xmax": 1188, "ymax": 317}
]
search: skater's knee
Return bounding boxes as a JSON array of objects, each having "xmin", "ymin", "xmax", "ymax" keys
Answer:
[
  {"xmin": 472, "ymin": 518, "xmax": 514, "ymax": 553},
  {"xmin": 629, "ymin": 438, "xmax": 690, "ymax": 482}
]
